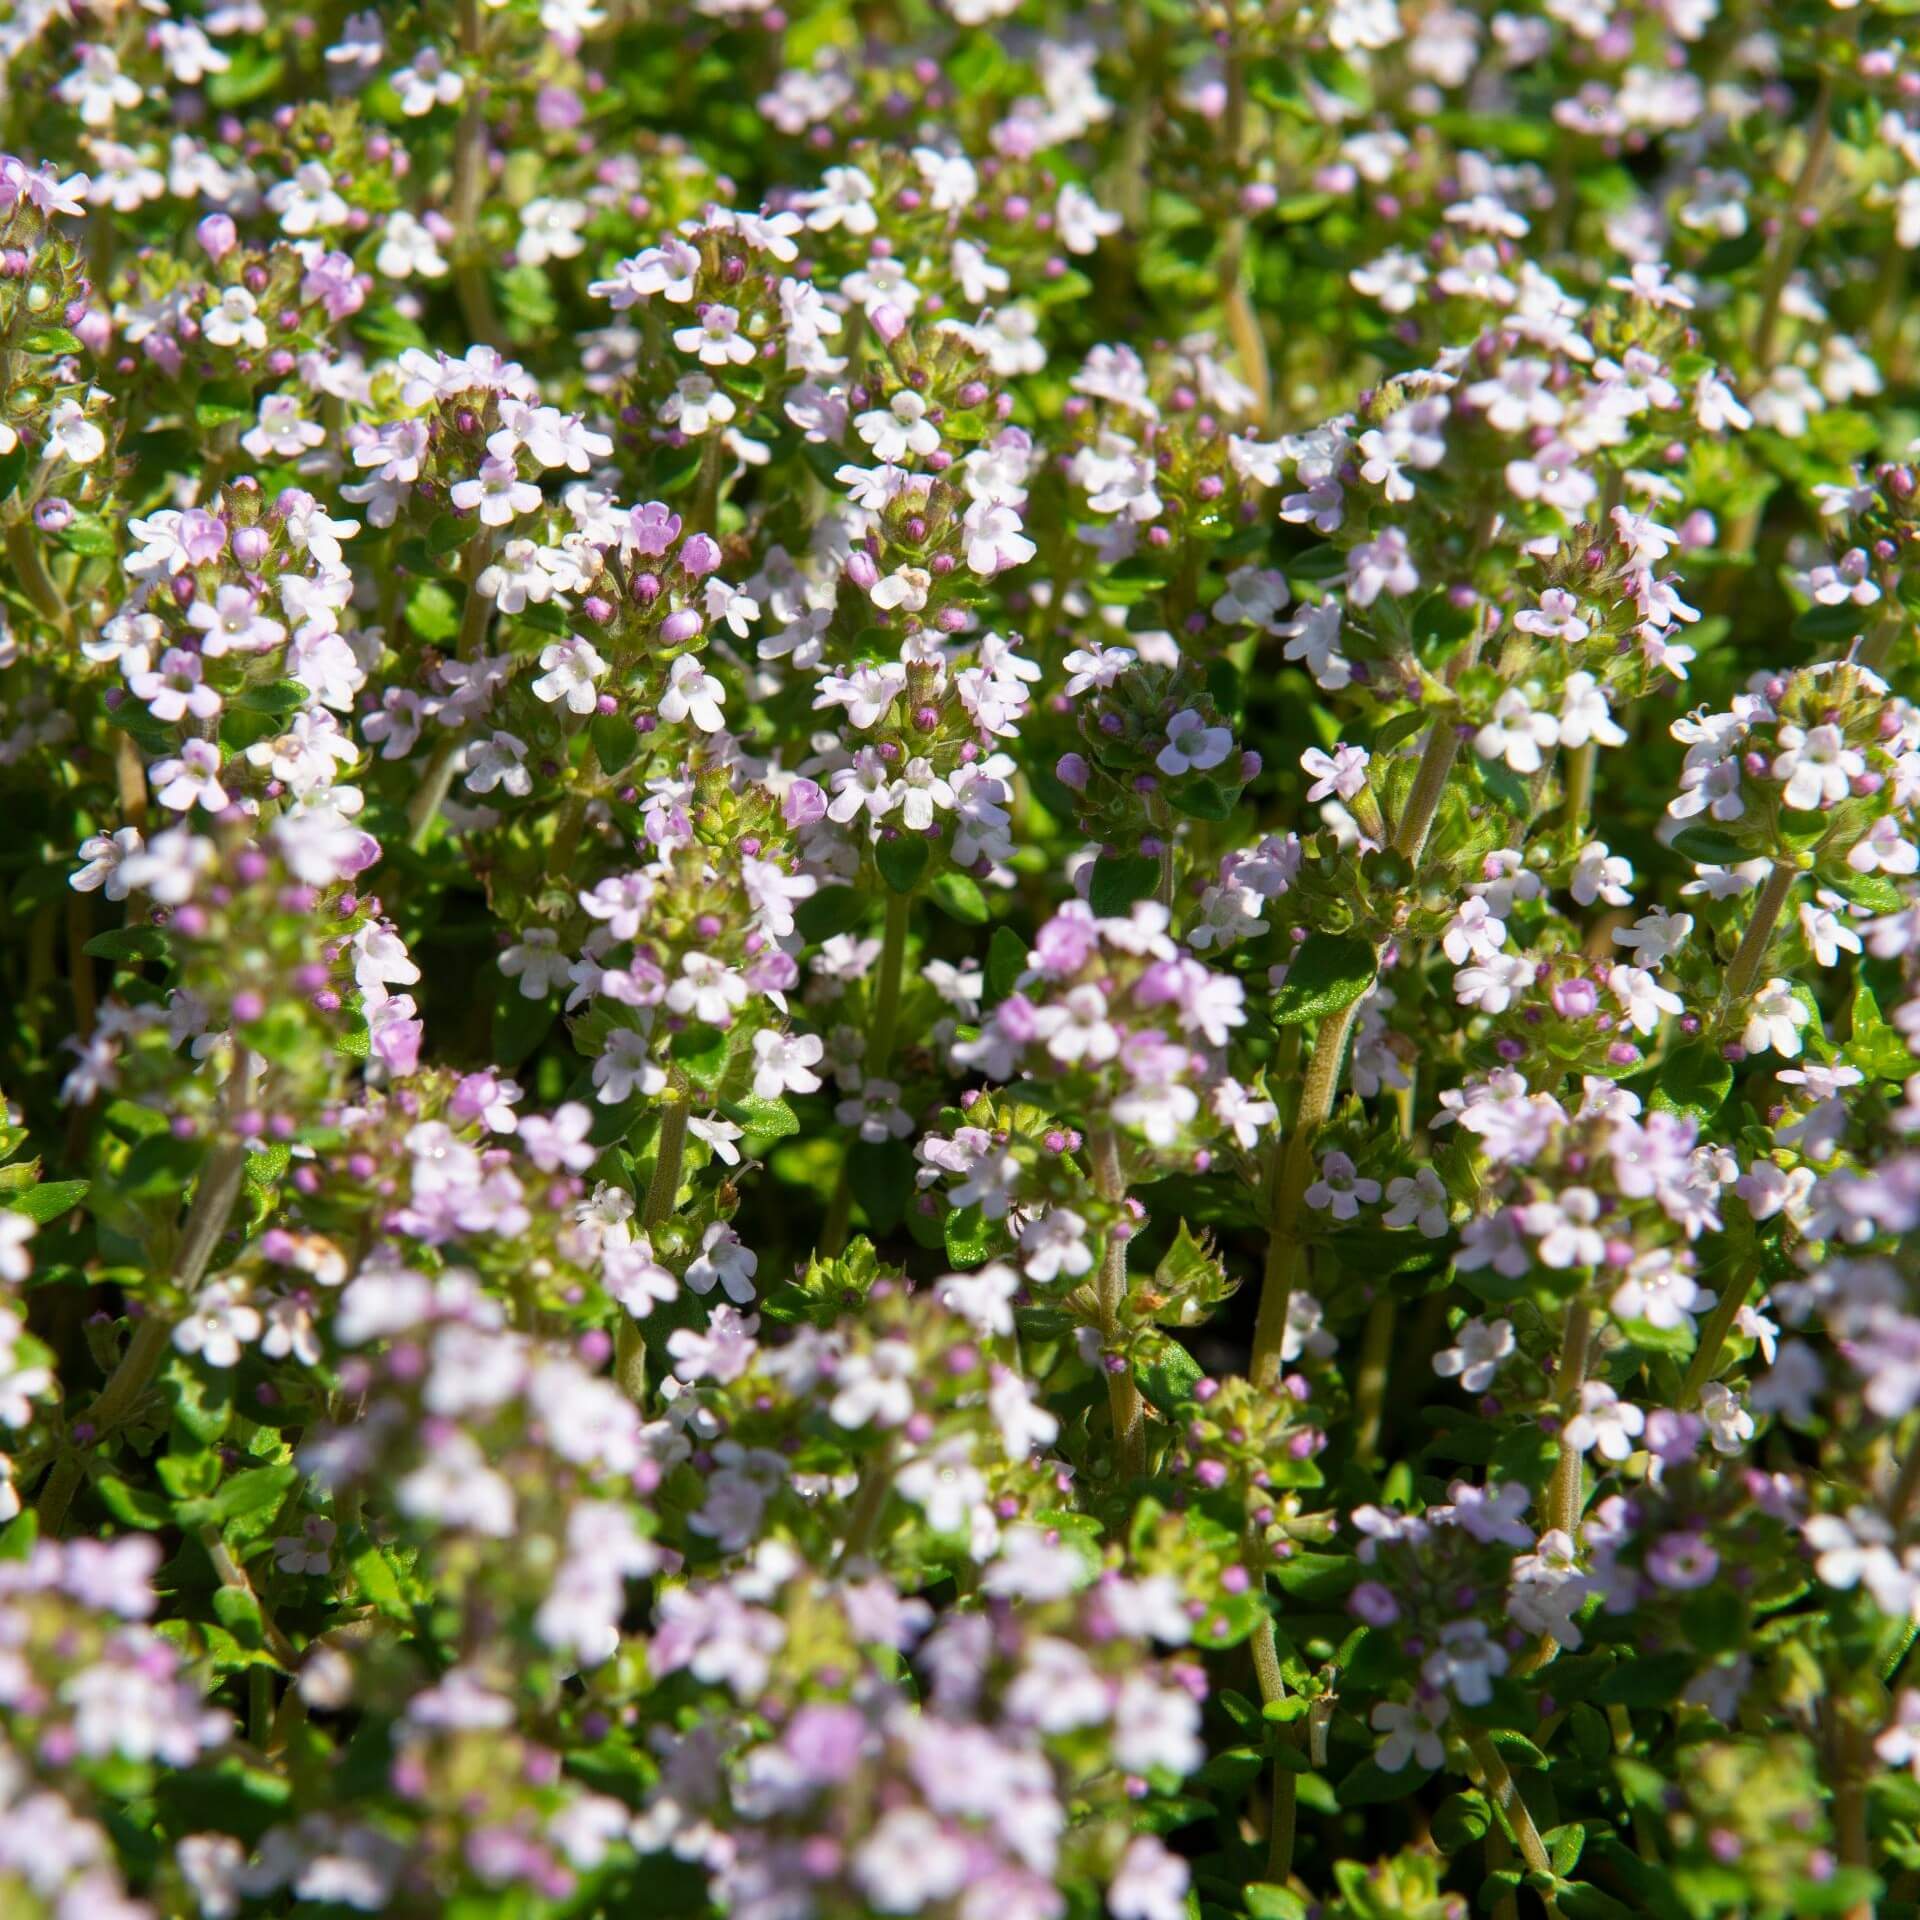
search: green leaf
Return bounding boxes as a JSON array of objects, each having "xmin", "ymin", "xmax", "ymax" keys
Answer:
[
  {"xmin": 1649, "ymin": 1044, "xmax": 1732, "ymax": 1123},
  {"xmin": 1587, "ymin": 1651, "xmax": 1695, "ymax": 1708},
  {"xmin": 406, "ymin": 580, "xmax": 461, "ymax": 643},
  {"xmin": 189, "ymin": 1463, "xmax": 298, "ymax": 1530},
  {"xmin": 1432, "ymin": 1790, "xmax": 1491, "ymax": 1852},
  {"xmin": 58, "ymin": 514, "xmax": 118, "ymax": 557},
  {"xmin": 929, "ymin": 870, "xmax": 989, "ymax": 924},
  {"xmin": 1137, "ymin": 1332, "xmax": 1204, "ymax": 1412},
  {"xmin": 94, "ymin": 1475, "xmax": 174, "ymax": 1529},
  {"xmin": 166, "ymin": 1357, "xmax": 233, "ymax": 1443},
  {"xmin": 729, "ymin": 1096, "xmax": 799, "ymax": 1141},
  {"xmin": 83, "ymin": 927, "xmax": 172, "ymax": 965},
  {"xmin": 1337, "ymin": 1756, "xmax": 1431, "ymax": 1805},
  {"xmin": 1668, "ymin": 823, "xmax": 1752, "ymax": 866},
  {"xmin": 6, "ymin": 1179, "xmax": 88, "ymax": 1224},
  {"xmin": 985, "ymin": 925, "xmax": 1027, "ymax": 1007},
  {"xmin": 1170, "ymin": 777, "xmax": 1236, "ymax": 821},
  {"xmin": 21, "ymin": 326, "xmax": 82, "ymax": 355},
  {"xmin": 212, "ymin": 1582, "xmax": 265, "ymax": 1650},
  {"xmin": 875, "ymin": 834, "xmax": 930, "ymax": 895},
  {"xmin": 350, "ymin": 1539, "xmax": 412, "ymax": 1622},
  {"xmin": 943, "ymin": 1202, "xmax": 999, "ymax": 1269},
  {"xmin": 194, "ymin": 399, "xmax": 255, "ymax": 431},
  {"xmin": 795, "ymin": 886, "xmax": 870, "ymax": 944},
  {"xmin": 847, "ymin": 1138, "xmax": 914, "ymax": 1236},
  {"xmin": 231, "ymin": 681, "xmax": 306, "ymax": 717},
  {"xmin": 1088, "ymin": 852, "xmax": 1157, "ymax": 917},
  {"xmin": 491, "ymin": 972, "xmax": 555, "ymax": 1070},
  {"xmin": 1271, "ymin": 932, "xmax": 1377, "ymax": 1025},
  {"xmin": 1245, "ymin": 1884, "xmax": 1308, "ymax": 1920},
  {"xmin": 591, "ymin": 711, "xmax": 635, "ymax": 776}
]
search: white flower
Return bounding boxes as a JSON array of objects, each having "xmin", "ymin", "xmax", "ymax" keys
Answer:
[
  {"xmin": 517, "ymin": 196, "xmax": 588, "ymax": 268},
  {"xmin": 1109, "ymin": 1836, "xmax": 1189, "ymax": 1920},
  {"xmin": 1562, "ymin": 1381, "xmax": 1645, "ymax": 1461},
  {"xmin": 961, "ymin": 499, "xmax": 1036, "ymax": 575},
  {"xmin": 830, "ymin": 1338, "xmax": 916, "ymax": 1428},
  {"xmin": 1301, "ymin": 743, "xmax": 1371, "ymax": 803},
  {"xmin": 1370, "ymin": 1696, "xmax": 1447, "ymax": 1771},
  {"xmin": 173, "ymin": 1283, "xmax": 262, "ymax": 1369},
  {"xmin": 1475, "ymin": 689, "xmax": 1559, "ymax": 774},
  {"xmin": 686, "ymin": 1222, "xmax": 757, "ymax": 1304},
  {"xmin": 750, "ymin": 1030, "xmax": 824, "ymax": 1100},
  {"xmin": 855, "ymin": 390, "xmax": 940, "ymax": 463},
  {"xmin": 1304, "ymin": 1149, "xmax": 1381, "ymax": 1220},
  {"xmin": 658, "ymin": 656, "xmax": 726, "ymax": 733},
  {"xmin": 0, "ymin": 1214, "xmax": 36, "ymax": 1284},
  {"xmin": 43, "ymin": 398, "xmax": 107, "ymax": 466},
  {"xmin": 1156, "ymin": 709, "xmax": 1233, "ymax": 777},
  {"xmin": 1432, "ymin": 1317, "xmax": 1514, "ymax": 1393},
  {"xmin": 500, "ymin": 929, "xmax": 571, "ymax": 999},
  {"xmin": 1742, "ymin": 978, "xmax": 1812, "ymax": 1058},
  {"xmin": 531, "ymin": 636, "xmax": 609, "ymax": 715}
]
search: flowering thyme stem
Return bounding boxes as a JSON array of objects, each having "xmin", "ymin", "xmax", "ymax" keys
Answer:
[
  {"xmin": 406, "ymin": 536, "xmax": 495, "ymax": 849},
  {"xmin": 1679, "ymin": 1259, "xmax": 1752, "ymax": 1406},
  {"xmin": 1561, "ymin": 741, "xmax": 1595, "ymax": 834},
  {"xmin": 5, "ymin": 518, "xmax": 70, "ymax": 635},
  {"xmin": 1466, "ymin": 1726, "xmax": 1563, "ymax": 1915},
  {"xmin": 1547, "ymin": 1298, "xmax": 1592, "ymax": 1543},
  {"xmin": 1751, "ymin": 70, "xmax": 1837, "ymax": 373},
  {"xmin": 616, "ymin": 1096, "xmax": 691, "ymax": 1405},
  {"xmin": 1217, "ymin": 34, "xmax": 1271, "ymax": 429},
  {"xmin": 450, "ymin": 0, "xmax": 503, "ymax": 351},
  {"xmin": 820, "ymin": 887, "xmax": 911, "ymax": 1256},
  {"xmin": 1250, "ymin": 996, "xmax": 1364, "ymax": 1391},
  {"xmin": 1721, "ymin": 857, "xmax": 1799, "ymax": 1006},
  {"xmin": 1352, "ymin": 1294, "xmax": 1395, "ymax": 1461},
  {"xmin": 1393, "ymin": 711, "xmax": 1466, "ymax": 864},
  {"xmin": 1090, "ymin": 1127, "xmax": 1146, "ymax": 1480},
  {"xmin": 1889, "ymin": 1435, "xmax": 1920, "ymax": 1533},
  {"xmin": 39, "ymin": 1057, "xmax": 256, "ymax": 1534},
  {"xmin": 1247, "ymin": 1623, "xmax": 1301, "ymax": 1882}
]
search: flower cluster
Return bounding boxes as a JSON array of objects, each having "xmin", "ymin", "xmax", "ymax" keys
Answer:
[{"xmin": 3, "ymin": 4, "xmax": 1920, "ymax": 1920}]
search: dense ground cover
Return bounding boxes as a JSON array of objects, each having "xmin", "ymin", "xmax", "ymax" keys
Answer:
[{"xmin": 1, "ymin": 1, "xmax": 1919, "ymax": 1917}]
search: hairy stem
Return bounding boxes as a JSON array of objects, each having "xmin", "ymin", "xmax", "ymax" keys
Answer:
[
  {"xmin": 1751, "ymin": 72, "xmax": 1837, "ymax": 372},
  {"xmin": 450, "ymin": 0, "xmax": 503, "ymax": 350},
  {"xmin": 1466, "ymin": 1726, "xmax": 1563, "ymax": 1915},
  {"xmin": 820, "ymin": 887, "xmax": 911, "ymax": 1255},
  {"xmin": 1250, "ymin": 997, "xmax": 1365, "ymax": 1390},
  {"xmin": 1561, "ymin": 741, "xmax": 1596, "ymax": 835},
  {"xmin": 1548, "ymin": 1299, "xmax": 1592, "ymax": 1542},
  {"xmin": 5, "ymin": 519, "xmax": 70, "ymax": 634},
  {"xmin": 1679, "ymin": 1261, "xmax": 1753, "ymax": 1406},
  {"xmin": 614, "ymin": 1098, "xmax": 691, "ymax": 1406},
  {"xmin": 40, "ymin": 1052, "xmax": 255, "ymax": 1532},
  {"xmin": 1722, "ymin": 857, "xmax": 1799, "ymax": 1006},
  {"xmin": 1090, "ymin": 1128, "xmax": 1146, "ymax": 1480},
  {"xmin": 1353, "ymin": 1293, "xmax": 1396, "ymax": 1461},
  {"xmin": 406, "ymin": 536, "xmax": 495, "ymax": 849},
  {"xmin": 1393, "ymin": 713, "xmax": 1466, "ymax": 863}
]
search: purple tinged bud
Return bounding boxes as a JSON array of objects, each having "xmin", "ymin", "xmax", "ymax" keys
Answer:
[
  {"xmin": 784, "ymin": 778, "xmax": 828, "ymax": 827},
  {"xmin": 870, "ymin": 302, "xmax": 909, "ymax": 343},
  {"xmin": 197, "ymin": 214, "xmax": 238, "ymax": 260},
  {"xmin": 231, "ymin": 525, "xmax": 269, "ymax": 566},
  {"xmin": 1552, "ymin": 978, "xmax": 1597, "ymax": 1018},
  {"xmin": 845, "ymin": 550, "xmax": 880, "ymax": 591},
  {"xmin": 1056, "ymin": 752, "xmax": 1090, "ymax": 791},
  {"xmin": 679, "ymin": 532, "xmax": 723, "ymax": 577},
  {"xmin": 659, "ymin": 607, "xmax": 703, "ymax": 644}
]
